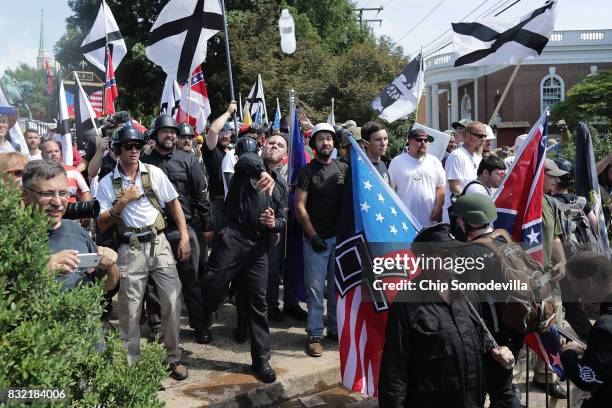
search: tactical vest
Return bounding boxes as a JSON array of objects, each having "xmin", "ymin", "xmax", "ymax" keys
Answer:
[{"xmin": 112, "ymin": 164, "xmax": 166, "ymax": 248}]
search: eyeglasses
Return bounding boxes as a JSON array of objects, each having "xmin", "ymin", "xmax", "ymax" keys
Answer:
[
  {"xmin": 122, "ymin": 143, "xmax": 143, "ymax": 151},
  {"xmin": 24, "ymin": 187, "xmax": 69, "ymax": 199},
  {"xmin": 0, "ymin": 119, "xmax": 9, "ymax": 124},
  {"xmin": 412, "ymin": 138, "xmax": 429, "ymax": 144},
  {"xmin": 468, "ymin": 131, "xmax": 487, "ymax": 139}
]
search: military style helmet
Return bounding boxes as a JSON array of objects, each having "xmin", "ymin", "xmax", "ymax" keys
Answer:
[
  {"xmin": 112, "ymin": 125, "xmax": 145, "ymax": 154},
  {"xmin": 451, "ymin": 194, "xmax": 498, "ymax": 225},
  {"xmin": 177, "ymin": 123, "xmax": 195, "ymax": 138},
  {"xmin": 553, "ymin": 157, "xmax": 574, "ymax": 187},
  {"xmin": 152, "ymin": 115, "xmax": 179, "ymax": 135},
  {"xmin": 235, "ymin": 136, "xmax": 258, "ymax": 157},
  {"xmin": 308, "ymin": 122, "xmax": 338, "ymax": 150}
]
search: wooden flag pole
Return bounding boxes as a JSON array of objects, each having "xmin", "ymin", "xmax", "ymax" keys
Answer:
[
  {"xmin": 413, "ymin": 48, "xmax": 424, "ymax": 123},
  {"xmin": 238, "ymin": 92, "xmax": 243, "ymax": 121},
  {"xmin": 186, "ymin": 72, "xmax": 193, "ymax": 124},
  {"xmin": 220, "ymin": 0, "xmax": 239, "ymax": 134},
  {"xmin": 488, "ymin": 62, "xmax": 521, "ymax": 126}
]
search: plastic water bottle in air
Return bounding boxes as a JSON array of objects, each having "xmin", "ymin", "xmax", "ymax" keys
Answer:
[{"xmin": 279, "ymin": 9, "xmax": 296, "ymax": 54}]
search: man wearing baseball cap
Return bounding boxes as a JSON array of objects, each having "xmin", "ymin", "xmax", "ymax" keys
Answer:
[{"xmin": 295, "ymin": 122, "xmax": 348, "ymax": 357}]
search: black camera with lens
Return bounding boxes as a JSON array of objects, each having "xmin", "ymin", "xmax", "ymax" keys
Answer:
[{"xmin": 63, "ymin": 199, "xmax": 101, "ymax": 220}]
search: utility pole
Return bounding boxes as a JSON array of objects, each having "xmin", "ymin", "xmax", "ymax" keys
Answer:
[{"xmin": 354, "ymin": 7, "xmax": 383, "ymax": 31}]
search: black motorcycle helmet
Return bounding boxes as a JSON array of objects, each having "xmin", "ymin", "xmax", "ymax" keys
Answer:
[
  {"xmin": 150, "ymin": 115, "xmax": 179, "ymax": 142},
  {"xmin": 235, "ymin": 136, "xmax": 258, "ymax": 157},
  {"xmin": 553, "ymin": 157, "xmax": 574, "ymax": 188},
  {"xmin": 177, "ymin": 123, "xmax": 195, "ymax": 138},
  {"xmin": 112, "ymin": 125, "xmax": 145, "ymax": 154}
]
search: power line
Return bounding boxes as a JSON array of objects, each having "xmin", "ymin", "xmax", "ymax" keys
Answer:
[{"xmin": 395, "ymin": 0, "xmax": 447, "ymax": 43}]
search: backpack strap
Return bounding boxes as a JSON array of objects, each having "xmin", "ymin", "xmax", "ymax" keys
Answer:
[
  {"xmin": 460, "ymin": 179, "xmax": 490, "ymax": 197},
  {"xmin": 141, "ymin": 164, "xmax": 163, "ymax": 214}
]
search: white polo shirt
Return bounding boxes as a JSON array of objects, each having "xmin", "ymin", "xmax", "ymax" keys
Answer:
[
  {"xmin": 96, "ymin": 161, "xmax": 178, "ymax": 229},
  {"xmin": 388, "ymin": 153, "xmax": 445, "ymax": 228},
  {"xmin": 443, "ymin": 146, "xmax": 482, "ymax": 223}
]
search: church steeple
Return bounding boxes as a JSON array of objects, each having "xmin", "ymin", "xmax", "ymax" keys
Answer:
[{"xmin": 36, "ymin": 9, "xmax": 49, "ymax": 70}]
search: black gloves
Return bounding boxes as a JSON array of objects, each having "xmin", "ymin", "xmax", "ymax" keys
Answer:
[{"xmin": 309, "ymin": 235, "xmax": 327, "ymax": 252}]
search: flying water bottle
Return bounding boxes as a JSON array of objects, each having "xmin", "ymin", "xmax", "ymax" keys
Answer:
[{"xmin": 278, "ymin": 9, "xmax": 296, "ymax": 54}]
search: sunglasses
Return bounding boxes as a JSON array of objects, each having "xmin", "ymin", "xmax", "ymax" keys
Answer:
[
  {"xmin": 412, "ymin": 138, "xmax": 429, "ymax": 144},
  {"xmin": 122, "ymin": 143, "xmax": 143, "ymax": 151},
  {"xmin": 468, "ymin": 131, "xmax": 487, "ymax": 139}
]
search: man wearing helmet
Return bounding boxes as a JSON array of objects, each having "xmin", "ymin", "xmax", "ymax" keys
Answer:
[
  {"xmin": 176, "ymin": 123, "xmax": 196, "ymax": 153},
  {"xmin": 96, "ymin": 124, "xmax": 191, "ymax": 381},
  {"xmin": 295, "ymin": 123, "xmax": 348, "ymax": 357},
  {"xmin": 141, "ymin": 117, "xmax": 214, "ymax": 345}
]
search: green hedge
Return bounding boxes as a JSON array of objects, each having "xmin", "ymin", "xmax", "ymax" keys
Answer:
[{"xmin": 0, "ymin": 179, "xmax": 166, "ymax": 407}]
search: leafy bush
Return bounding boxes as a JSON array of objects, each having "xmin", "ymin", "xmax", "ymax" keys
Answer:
[{"xmin": 0, "ymin": 179, "xmax": 166, "ymax": 407}]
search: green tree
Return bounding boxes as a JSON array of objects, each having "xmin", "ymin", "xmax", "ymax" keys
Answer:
[
  {"xmin": 2, "ymin": 64, "xmax": 57, "ymax": 121},
  {"xmin": 0, "ymin": 178, "xmax": 166, "ymax": 407},
  {"xmin": 551, "ymin": 70, "xmax": 612, "ymax": 132}
]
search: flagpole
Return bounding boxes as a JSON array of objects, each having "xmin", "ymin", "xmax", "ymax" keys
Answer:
[
  {"xmin": 259, "ymin": 74, "xmax": 269, "ymax": 124},
  {"xmin": 186, "ymin": 72, "xmax": 193, "ymax": 124},
  {"xmin": 413, "ymin": 48, "xmax": 423, "ymax": 123},
  {"xmin": 285, "ymin": 89, "xmax": 296, "ymax": 260},
  {"xmin": 220, "ymin": 0, "xmax": 239, "ymax": 134},
  {"xmin": 488, "ymin": 62, "xmax": 521, "ymax": 126},
  {"xmin": 238, "ymin": 92, "xmax": 243, "ymax": 121}
]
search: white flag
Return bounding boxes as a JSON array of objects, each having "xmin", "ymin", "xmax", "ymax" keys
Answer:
[
  {"xmin": 160, "ymin": 75, "xmax": 182, "ymax": 118},
  {"xmin": 146, "ymin": 0, "xmax": 224, "ymax": 85},
  {"xmin": 74, "ymin": 75, "xmax": 99, "ymax": 148},
  {"xmin": 57, "ymin": 79, "xmax": 73, "ymax": 166},
  {"xmin": 245, "ymin": 73, "xmax": 268, "ymax": 123},
  {"xmin": 372, "ymin": 53, "xmax": 424, "ymax": 123},
  {"xmin": 411, "ymin": 123, "xmax": 451, "ymax": 161},
  {"xmin": 0, "ymin": 87, "xmax": 27, "ymax": 153},
  {"xmin": 81, "ymin": 0, "xmax": 127, "ymax": 72},
  {"xmin": 452, "ymin": 1, "xmax": 557, "ymax": 67}
]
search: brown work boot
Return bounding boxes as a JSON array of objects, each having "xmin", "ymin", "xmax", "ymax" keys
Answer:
[
  {"xmin": 169, "ymin": 362, "xmax": 189, "ymax": 381},
  {"xmin": 306, "ymin": 336, "xmax": 323, "ymax": 357}
]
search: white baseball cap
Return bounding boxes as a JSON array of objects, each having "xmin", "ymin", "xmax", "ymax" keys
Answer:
[{"xmin": 485, "ymin": 125, "xmax": 496, "ymax": 140}]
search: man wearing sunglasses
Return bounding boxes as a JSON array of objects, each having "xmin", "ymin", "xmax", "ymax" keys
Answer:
[
  {"xmin": 442, "ymin": 121, "xmax": 486, "ymax": 223},
  {"xmin": 96, "ymin": 125, "xmax": 191, "ymax": 381},
  {"xmin": 389, "ymin": 128, "xmax": 445, "ymax": 228}
]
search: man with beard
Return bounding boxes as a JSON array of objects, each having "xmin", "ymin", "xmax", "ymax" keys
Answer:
[
  {"xmin": 443, "ymin": 121, "xmax": 486, "ymax": 223},
  {"xmin": 361, "ymin": 121, "xmax": 391, "ymax": 185},
  {"xmin": 389, "ymin": 128, "xmax": 445, "ymax": 228},
  {"xmin": 141, "ymin": 115, "xmax": 214, "ymax": 344},
  {"xmin": 24, "ymin": 128, "xmax": 42, "ymax": 160},
  {"xmin": 96, "ymin": 125, "xmax": 191, "ymax": 380},
  {"xmin": 296, "ymin": 123, "xmax": 348, "ymax": 357},
  {"xmin": 203, "ymin": 101, "xmax": 237, "ymax": 232},
  {"xmin": 200, "ymin": 133, "xmax": 288, "ymax": 383},
  {"xmin": 176, "ymin": 123, "xmax": 196, "ymax": 153}
]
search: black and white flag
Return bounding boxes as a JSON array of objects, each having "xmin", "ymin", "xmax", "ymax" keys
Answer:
[
  {"xmin": 146, "ymin": 0, "xmax": 224, "ymax": 85},
  {"xmin": 244, "ymin": 74, "xmax": 268, "ymax": 123},
  {"xmin": 57, "ymin": 79, "xmax": 73, "ymax": 166},
  {"xmin": 372, "ymin": 53, "xmax": 424, "ymax": 123},
  {"xmin": 452, "ymin": 1, "xmax": 557, "ymax": 67},
  {"xmin": 160, "ymin": 75, "xmax": 182, "ymax": 117},
  {"xmin": 74, "ymin": 75, "xmax": 99, "ymax": 148},
  {"xmin": 81, "ymin": 0, "xmax": 127, "ymax": 72}
]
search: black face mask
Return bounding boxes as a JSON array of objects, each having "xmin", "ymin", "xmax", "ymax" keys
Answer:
[{"xmin": 450, "ymin": 216, "xmax": 478, "ymax": 242}]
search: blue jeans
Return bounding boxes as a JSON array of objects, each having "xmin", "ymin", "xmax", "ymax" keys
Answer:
[{"xmin": 303, "ymin": 236, "xmax": 337, "ymax": 338}]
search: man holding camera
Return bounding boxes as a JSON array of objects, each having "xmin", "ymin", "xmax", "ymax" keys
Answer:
[
  {"xmin": 21, "ymin": 160, "xmax": 118, "ymax": 292},
  {"xmin": 96, "ymin": 125, "xmax": 191, "ymax": 380},
  {"xmin": 141, "ymin": 116, "xmax": 214, "ymax": 344}
]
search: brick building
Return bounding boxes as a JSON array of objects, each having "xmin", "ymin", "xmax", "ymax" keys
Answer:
[{"xmin": 422, "ymin": 29, "xmax": 612, "ymax": 147}]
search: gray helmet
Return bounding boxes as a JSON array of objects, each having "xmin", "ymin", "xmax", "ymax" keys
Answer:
[
  {"xmin": 450, "ymin": 194, "xmax": 498, "ymax": 225},
  {"xmin": 235, "ymin": 136, "xmax": 258, "ymax": 157},
  {"xmin": 177, "ymin": 123, "xmax": 195, "ymax": 138},
  {"xmin": 112, "ymin": 125, "xmax": 145, "ymax": 154}
]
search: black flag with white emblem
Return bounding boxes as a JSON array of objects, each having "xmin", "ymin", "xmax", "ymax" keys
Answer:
[
  {"xmin": 452, "ymin": 1, "xmax": 557, "ymax": 67},
  {"xmin": 146, "ymin": 0, "xmax": 224, "ymax": 85}
]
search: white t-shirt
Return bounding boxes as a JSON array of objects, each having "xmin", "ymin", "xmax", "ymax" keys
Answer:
[
  {"xmin": 28, "ymin": 152, "xmax": 42, "ymax": 161},
  {"xmin": 96, "ymin": 161, "xmax": 178, "ymax": 229},
  {"xmin": 388, "ymin": 153, "xmax": 445, "ymax": 228},
  {"xmin": 443, "ymin": 146, "xmax": 482, "ymax": 223},
  {"xmin": 0, "ymin": 141, "xmax": 15, "ymax": 153},
  {"xmin": 221, "ymin": 151, "xmax": 238, "ymax": 198}
]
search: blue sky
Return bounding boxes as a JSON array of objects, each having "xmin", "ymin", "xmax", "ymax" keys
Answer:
[{"xmin": 0, "ymin": 0, "xmax": 610, "ymax": 75}]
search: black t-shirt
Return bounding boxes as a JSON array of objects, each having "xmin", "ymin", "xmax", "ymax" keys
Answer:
[
  {"xmin": 296, "ymin": 159, "xmax": 348, "ymax": 238},
  {"xmin": 85, "ymin": 140, "xmax": 116, "ymax": 180},
  {"xmin": 48, "ymin": 220, "xmax": 97, "ymax": 290},
  {"xmin": 371, "ymin": 160, "xmax": 390, "ymax": 185},
  {"xmin": 202, "ymin": 145, "xmax": 226, "ymax": 198}
]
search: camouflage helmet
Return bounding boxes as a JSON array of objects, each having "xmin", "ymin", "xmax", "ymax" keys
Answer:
[{"xmin": 451, "ymin": 194, "xmax": 498, "ymax": 225}]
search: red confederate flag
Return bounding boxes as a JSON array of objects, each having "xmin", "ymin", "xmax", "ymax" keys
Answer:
[
  {"xmin": 493, "ymin": 111, "xmax": 564, "ymax": 378},
  {"xmin": 104, "ymin": 46, "xmax": 118, "ymax": 115},
  {"xmin": 176, "ymin": 65, "xmax": 211, "ymax": 134}
]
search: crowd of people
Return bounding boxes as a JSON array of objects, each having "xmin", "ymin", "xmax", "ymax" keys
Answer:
[{"xmin": 0, "ymin": 103, "xmax": 611, "ymax": 407}]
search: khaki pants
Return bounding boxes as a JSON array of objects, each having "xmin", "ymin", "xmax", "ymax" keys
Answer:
[{"xmin": 117, "ymin": 233, "xmax": 182, "ymax": 364}]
